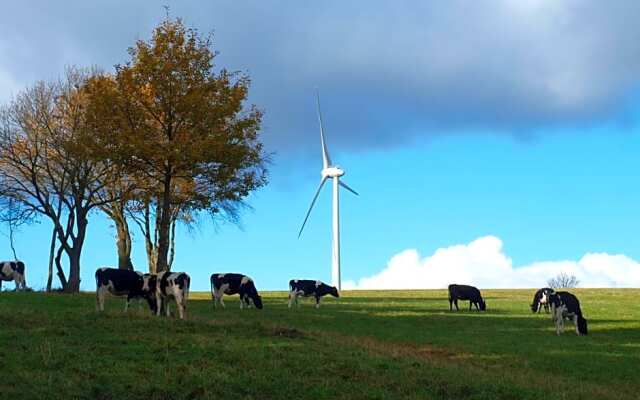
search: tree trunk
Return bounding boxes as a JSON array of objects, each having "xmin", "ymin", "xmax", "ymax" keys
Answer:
[
  {"xmin": 168, "ymin": 219, "xmax": 176, "ymax": 270},
  {"xmin": 155, "ymin": 171, "xmax": 172, "ymax": 273},
  {"xmin": 65, "ymin": 248, "xmax": 82, "ymax": 293},
  {"xmin": 115, "ymin": 213, "xmax": 133, "ymax": 270},
  {"xmin": 54, "ymin": 244, "xmax": 68, "ymax": 289},
  {"xmin": 64, "ymin": 208, "xmax": 88, "ymax": 293},
  {"xmin": 8, "ymin": 220, "xmax": 18, "ymax": 260},
  {"xmin": 143, "ymin": 202, "xmax": 157, "ymax": 274},
  {"xmin": 46, "ymin": 226, "xmax": 56, "ymax": 292}
]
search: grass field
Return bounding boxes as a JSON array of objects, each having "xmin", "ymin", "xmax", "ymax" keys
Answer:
[{"xmin": 1, "ymin": 289, "xmax": 639, "ymax": 399}]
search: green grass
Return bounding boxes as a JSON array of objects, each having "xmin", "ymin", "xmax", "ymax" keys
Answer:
[{"xmin": 1, "ymin": 289, "xmax": 639, "ymax": 399}]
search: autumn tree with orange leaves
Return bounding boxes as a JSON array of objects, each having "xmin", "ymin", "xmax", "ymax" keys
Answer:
[{"xmin": 85, "ymin": 18, "xmax": 268, "ymax": 273}]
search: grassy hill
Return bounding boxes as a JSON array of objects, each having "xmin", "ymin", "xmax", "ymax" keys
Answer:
[{"xmin": 1, "ymin": 289, "xmax": 638, "ymax": 399}]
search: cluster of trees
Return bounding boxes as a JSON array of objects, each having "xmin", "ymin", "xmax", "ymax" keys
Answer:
[{"xmin": 0, "ymin": 19, "xmax": 268, "ymax": 292}]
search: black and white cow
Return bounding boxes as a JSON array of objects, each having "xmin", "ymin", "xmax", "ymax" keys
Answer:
[
  {"xmin": 448, "ymin": 284, "xmax": 486, "ymax": 311},
  {"xmin": 95, "ymin": 267, "xmax": 156, "ymax": 313},
  {"xmin": 152, "ymin": 271, "xmax": 190, "ymax": 320},
  {"xmin": 210, "ymin": 273, "xmax": 263, "ymax": 310},
  {"xmin": 530, "ymin": 287, "xmax": 554, "ymax": 313},
  {"xmin": 288, "ymin": 279, "xmax": 339, "ymax": 309},
  {"xmin": 548, "ymin": 291, "xmax": 588, "ymax": 336},
  {"xmin": 0, "ymin": 261, "xmax": 26, "ymax": 291}
]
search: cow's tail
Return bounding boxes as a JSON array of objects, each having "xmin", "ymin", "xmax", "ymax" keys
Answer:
[
  {"xmin": 288, "ymin": 280, "xmax": 295, "ymax": 298},
  {"xmin": 576, "ymin": 305, "xmax": 588, "ymax": 335}
]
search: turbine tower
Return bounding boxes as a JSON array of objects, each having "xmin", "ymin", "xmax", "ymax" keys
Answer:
[{"xmin": 298, "ymin": 90, "xmax": 358, "ymax": 290}]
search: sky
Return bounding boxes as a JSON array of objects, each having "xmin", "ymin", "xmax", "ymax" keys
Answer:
[{"xmin": 1, "ymin": 1, "xmax": 639, "ymax": 291}]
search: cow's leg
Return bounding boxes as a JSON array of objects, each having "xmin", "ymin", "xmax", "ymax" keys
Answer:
[
  {"xmin": 448, "ymin": 297, "xmax": 452, "ymax": 311},
  {"xmin": 469, "ymin": 301, "xmax": 472, "ymax": 311},
  {"xmin": 454, "ymin": 299, "xmax": 459, "ymax": 311},
  {"xmin": 573, "ymin": 315, "xmax": 580, "ymax": 335},
  {"xmin": 220, "ymin": 295, "xmax": 226, "ymax": 308},
  {"xmin": 156, "ymin": 295, "xmax": 162, "ymax": 316},
  {"xmin": 124, "ymin": 295, "xmax": 131, "ymax": 312},
  {"xmin": 96, "ymin": 287, "xmax": 105, "ymax": 312},
  {"xmin": 240, "ymin": 297, "xmax": 244, "ymax": 309},
  {"xmin": 288, "ymin": 291, "xmax": 294, "ymax": 308},
  {"xmin": 315, "ymin": 296, "xmax": 321, "ymax": 309},
  {"xmin": 175, "ymin": 293, "xmax": 185, "ymax": 320},
  {"xmin": 166, "ymin": 298, "xmax": 172, "ymax": 317}
]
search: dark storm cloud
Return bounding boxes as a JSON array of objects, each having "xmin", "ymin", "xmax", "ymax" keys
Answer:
[{"xmin": 1, "ymin": 1, "xmax": 639, "ymax": 156}]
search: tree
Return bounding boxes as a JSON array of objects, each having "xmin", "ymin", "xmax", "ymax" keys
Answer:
[
  {"xmin": 0, "ymin": 68, "xmax": 120, "ymax": 292},
  {"xmin": 547, "ymin": 272, "xmax": 580, "ymax": 289},
  {"xmin": 84, "ymin": 18, "xmax": 268, "ymax": 273}
]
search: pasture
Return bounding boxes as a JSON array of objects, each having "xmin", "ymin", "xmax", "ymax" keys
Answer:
[{"xmin": 0, "ymin": 289, "xmax": 638, "ymax": 399}]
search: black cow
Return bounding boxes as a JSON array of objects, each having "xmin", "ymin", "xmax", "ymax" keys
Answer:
[
  {"xmin": 95, "ymin": 267, "xmax": 156, "ymax": 313},
  {"xmin": 448, "ymin": 284, "xmax": 486, "ymax": 311},
  {"xmin": 152, "ymin": 271, "xmax": 190, "ymax": 320},
  {"xmin": 548, "ymin": 291, "xmax": 588, "ymax": 336},
  {"xmin": 0, "ymin": 261, "xmax": 26, "ymax": 291},
  {"xmin": 530, "ymin": 287, "xmax": 554, "ymax": 313},
  {"xmin": 210, "ymin": 273, "xmax": 263, "ymax": 310},
  {"xmin": 288, "ymin": 279, "xmax": 339, "ymax": 309}
]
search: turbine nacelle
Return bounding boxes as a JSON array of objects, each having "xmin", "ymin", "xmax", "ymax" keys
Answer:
[{"xmin": 322, "ymin": 166, "xmax": 344, "ymax": 178}]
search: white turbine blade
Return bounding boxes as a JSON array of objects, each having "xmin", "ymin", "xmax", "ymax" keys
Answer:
[
  {"xmin": 316, "ymin": 89, "xmax": 332, "ymax": 169},
  {"xmin": 298, "ymin": 177, "xmax": 328, "ymax": 238},
  {"xmin": 339, "ymin": 180, "xmax": 359, "ymax": 196}
]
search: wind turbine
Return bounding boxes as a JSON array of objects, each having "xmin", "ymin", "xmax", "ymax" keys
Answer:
[{"xmin": 298, "ymin": 90, "xmax": 358, "ymax": 291}]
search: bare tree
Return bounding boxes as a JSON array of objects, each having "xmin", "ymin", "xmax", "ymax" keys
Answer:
[
  {"xmin": 0, "ymin": 68, "xmax": 120, "ymax": 292},
  {"xmin": 547, "ymin": 272, "xmax": 580, "ymax": 289}
]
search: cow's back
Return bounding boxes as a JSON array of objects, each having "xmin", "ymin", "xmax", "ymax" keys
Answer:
[
  {"xmin": 96, "ymin": 268, "xmax": 143, "ymax": 293},
  {"xmin": 449, "ymin": 284, "xmax": 480, "ymax": 300},
  {"xmin": 212, "ymin": 273, "xmax": 245, "ymax": 293}
]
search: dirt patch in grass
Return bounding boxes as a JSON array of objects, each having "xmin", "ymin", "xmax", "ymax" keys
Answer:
[{"xmin": 272, "ymin": 326, "xmax": 305, "ymax": 339}]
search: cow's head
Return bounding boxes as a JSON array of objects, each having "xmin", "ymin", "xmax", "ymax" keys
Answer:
[
  {"xmin": 329, "ymin": 285, "xmax": 339, "ymax": 298},
  {"xmin": 142, "ymin": 274, "xmax": 158, "ymax": 313},
  {"xmin": 479, "ymin": 299, "xmax": 487, "ymax": 311},
  {"xmin": 253, "ymin": 294, "xmax": 263, "ymax": 309}
]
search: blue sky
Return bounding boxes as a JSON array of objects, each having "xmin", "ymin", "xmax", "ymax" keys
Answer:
[{"xmin": 1, "ymin": 1, "xmax": 639, "ymax": 290}]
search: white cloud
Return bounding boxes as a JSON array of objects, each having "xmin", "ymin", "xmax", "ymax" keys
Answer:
[{"xmin": 343, "ymin": 236, "xmax": 640, "ymax": 289}]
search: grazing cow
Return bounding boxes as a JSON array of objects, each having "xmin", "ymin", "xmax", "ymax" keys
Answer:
[
  {"xmin": 530, "ymin": 287, "xmax": 554, "ymax": 313},
  {"xmin": 153, "ymin": 271, "xmax": 190, "ymax": 320},
  {"xmin": 0, "ymin": 261, "xmax": 26, "ymax": 291},
  {"xmin": 548, "ymin": 291, "xmax": 588, "ymax": 336},
  {"xmin": 210, "ymin": 273, "xmax": 263, "ymax": 310},
  {"xmin": 288, "ymin": 279, "xmax": 339, "ymax": 309},
  {"xmin": 95, "ymin": 267, "xmax": 156, "ymax": 313},
  {"xmin": 448, "ymin": 284, "xmax": 486, "ymax": 311}
]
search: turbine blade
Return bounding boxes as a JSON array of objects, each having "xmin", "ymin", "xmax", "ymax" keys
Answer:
[
  {"xmin": 316, "ymin": 89, "xmax": 332, "ymax": 169},
  {"xmin": 298, "ymin": 177, "xmax": 328, "ymax": 238},
  {"xmin": 339, "ymin": 180, "xmax": 359, "ymax": 196}
]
